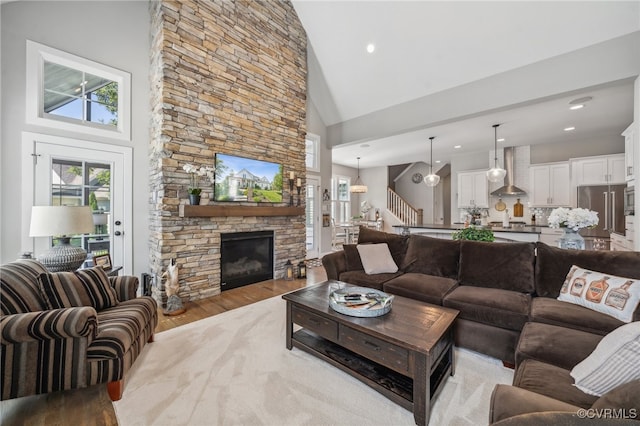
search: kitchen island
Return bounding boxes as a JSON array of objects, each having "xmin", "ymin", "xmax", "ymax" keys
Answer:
[{"xmin": 393, "ymin": 224, "xmax": 543, "ymax": 243}]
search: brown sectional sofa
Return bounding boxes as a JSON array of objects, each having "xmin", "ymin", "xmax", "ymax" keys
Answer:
[{"xmin": 322, "ymin": 227, "xmax": 640, "ymax": 421}]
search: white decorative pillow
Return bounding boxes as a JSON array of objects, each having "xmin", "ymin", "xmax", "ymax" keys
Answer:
[
  {"xmin": 356, "ymin": 243, "xmax": 398, "ymax": 275},
  {"xmin": 557, "ymin": 265, "xmax": 640, "ymax": 322},
  {"xmin": 571, "ymin": 322, "xmax": 640, "ymax": 396}
]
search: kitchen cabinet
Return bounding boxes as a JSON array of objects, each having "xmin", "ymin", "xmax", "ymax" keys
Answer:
[
  {"xmin": 457, "ymin": 170, "xmax": 488, "ymax": 208},
  {"xmin": 529, "ymin": 162, "xmax": 570, "ymax": 207},
  {"xmin": 623, "ymin": 123, "xmax": 635, "ymax": 185},
  {"xmin": 538, "ymin": 227, "xmax": 564, "ymax": 246},
  {"xmin": 571, "ymin": 154, "xmax": 626, "ymax": 186},
  {"xmin": 610, "ymin": 232, "xmax": 633, "ymax": 252}
]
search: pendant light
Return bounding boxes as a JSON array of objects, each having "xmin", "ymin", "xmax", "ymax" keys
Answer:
[
  {"xmin": 486, "ymin": 124, "xmax": 507, "ymax": 183},
  {"xmin": 423, "ymin": 136, "xmax": 440, "ymax": 187},
  {"xmin": 349, "ymin": 157, "xmax": 368, "ymax": 193}
]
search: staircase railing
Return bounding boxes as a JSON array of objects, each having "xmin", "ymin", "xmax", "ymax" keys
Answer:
[{"xmin": 387, "ymin": 187, "xmax": 423, "ymax": 226}]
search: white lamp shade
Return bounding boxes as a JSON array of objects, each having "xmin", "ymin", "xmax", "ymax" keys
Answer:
[
  {"xmin": 29, "ymin": 206, "xmax": 95, "ymax": 237},
  {"xmin": 349, "ymin": 184, "xmax": 368, "ymax": 193},
  {"xmin": 424, "ymin": 174, "xmax": 440, "ymax": 187},
  {"xmin": 486, "ymin": 167, "xmax": 507, "ymax": 183}
]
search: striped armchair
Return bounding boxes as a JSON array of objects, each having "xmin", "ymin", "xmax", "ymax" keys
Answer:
[{"xmin": 0, "ymin": 259, "xmax": 158, "ymax": 401}]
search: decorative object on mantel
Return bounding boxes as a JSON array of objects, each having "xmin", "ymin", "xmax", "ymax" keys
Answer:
[
  {"xmin": 297, "ymin": 260, "xmax": 306, "ymax": 279},
  {"xmin": 284, "ymin": 260, "xmax": 294, "ymax": 280},
  {"xmin": 486, "ymin": 124, "xmax": 507, "ymax": 183},
  {"xmin": 349, "ymin": 157, "xmax": 368, "ymax": 193},
  {"xmin": 162, "ymin": 258, "xmax": 186, "ymax": 316},
  {"xmin": 424, "ymin": 136, "xmax": 440, "ymax": 187},
  {"xmin": 548, "ymin": 207, "xmax": 599, "ymax": 250},
  {"xmin": 29, "ymin": 205, "xmax": 95, "ymax": 272},
  {"xmin": 183, "ymin": 163, "xmax": 215, "ymax": 205},
  {"xmin": 296, "ymin": 178, "xmax": 302, "ymax": 206}
]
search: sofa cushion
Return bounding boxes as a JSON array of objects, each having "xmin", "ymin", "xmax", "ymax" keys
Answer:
[
  {"xmin": 401, "ymin": 235, "xmax": 460, "ymax": 279},
  {"xmin": 458, "ymin": 240, "xmax": 535, "ymax": 293},
  {"xmin": 343, "ymin": 244, "xmax": 364, "ymax": 271},
  {"xmin": 557, "ymin": 265, "xmax": 640, "ymax": 323},
  {"xmin": 87, "ymin": 297, "xmax": 157, "ymax": 360},
  {"xmin": 356, "ymin": 227, "xmax": 408, "ymax": 268},
  {"xmin": 591, "ymin": 380, "xmax": 640, "ymax": 411},
  {"xmin": 489, "ymin": 384, "xmax": 582, "ymax": 424},
  {"xmin": 535, "ymin": 242, "xmax": 640, "ymax": 299},
  {"xmin": 0, "ymin": 259, "xmax": 48, "ymax": 315},
  {"xmin": 38, "ymin": 267, "xmax": 119, "ymax": 311},
  {"xmin": 570, "ymin": 322, "xmax": 640, "ymax": 397},
  {"xmin": 530, "ymin": 297, "xmax": 625, "ymax": 336},
  {"xmin": 356, "ymin": 243, "xmax": 398, "ymax": 274},
  {"xmin": 443, "ymin": 286, "xmax": 531, "ymax": 331},
  {"xmin": 516, "ymin": 322, "xmax": 602, "ymax": 371},
  {"xmin": 513, "ymin": 359, "xmax": 598, "ymax": 409},
  {"xmin": 383, "ymin": 273, "xmax": 457, "ymax": 306},
  {"xmin": 338, "ymin": 270, "xmax": 403, "ymax": 291}
]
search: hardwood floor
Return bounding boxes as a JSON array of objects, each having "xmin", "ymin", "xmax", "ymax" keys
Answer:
[{"xmin": 0, "ymin": 266, "xmax": 327, "ymax": 426}]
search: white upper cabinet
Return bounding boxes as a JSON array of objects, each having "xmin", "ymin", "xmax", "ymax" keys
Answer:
[
  {"xmin": 529, "ymin": 162, "xmax": 570, "ymax": 206},
  {"xmin": 571, "ymin": 154, "xmax": 626, "ymax": 186},
  {"xmin": 457, "ymin": 170, "xmax": 488, "ymax": 208},
  {"xmin": 623, "ymin": 123, "xmax": 635, "ymax": 185}
]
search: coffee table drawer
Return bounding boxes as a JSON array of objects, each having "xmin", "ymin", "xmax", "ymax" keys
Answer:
[
  {"xmin": 292, "ymin": 306, "xmax": 338, "ymax": 340},
  {"xmin": 339, "ymin": 326, "xmax": 409, "ymax": 373}
]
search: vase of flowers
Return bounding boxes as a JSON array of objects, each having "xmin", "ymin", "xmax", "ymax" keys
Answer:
[
  {"xmin": 547, "ymin": 207, "xmax": 599, "ymax": 250},
  {"xmin": 183, "ymin": 163, "xmax": 215, "ymax": 205}
]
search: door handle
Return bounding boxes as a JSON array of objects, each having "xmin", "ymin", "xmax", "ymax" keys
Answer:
[
  {"xmin": 114, "ymin": 231, "xmax": 123, "ymax": 236},
  {"xmin": 610, "ymin": 192, "xmax": 616, "ymax": 231},
  {"xmin": 603, "ymin": 192, "xmax": 608, "ymax": 231},
  {"xmin": 115, "ymin": 220, "xmax": 122, "ymax": 226}
]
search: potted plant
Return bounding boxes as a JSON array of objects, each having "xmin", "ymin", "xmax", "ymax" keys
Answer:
[
  {"xmin": 183, "ymin": 163, "xmax": 216, "ymax": 205},
  {"xmin": 452, "ymin": 226, "xmax": 495, "ymax": 242}
]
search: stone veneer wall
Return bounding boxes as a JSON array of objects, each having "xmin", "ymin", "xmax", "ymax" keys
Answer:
[{"xmin": 149, "ymin": 0, "xmax": 307, "ymax": 302}]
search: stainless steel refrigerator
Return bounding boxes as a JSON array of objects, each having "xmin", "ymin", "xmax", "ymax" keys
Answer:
[{"xmin": 577, "ymin": 184, "xmax": 626, "ymax": 249}]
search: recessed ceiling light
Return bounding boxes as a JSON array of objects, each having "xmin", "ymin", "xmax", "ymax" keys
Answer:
[
  {"xmin": 366, "ymin": 43, "xmax": 375, "ymax": 53},
  {"xmin": 497, "ymin": 138, "xmax": 505, "ymax": 142},
  {"xmin": 454, "ymin": 145, "xmax": 462, "ymax": 149},
  {"xmin": 569, "ymin": 104, "xmax": 584, "ymax": 110},
  {"xmin": 564, "ymin": 126, "xmax": 576, "ymax": 132},
  {"xmin": 435, "ymin": 160, "xmax": 441, "ymax": 164}
]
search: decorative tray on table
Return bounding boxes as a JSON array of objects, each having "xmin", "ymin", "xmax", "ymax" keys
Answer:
[{"xmin": 329, "ymin": 286, "xmax": 394, "ymax": 318}]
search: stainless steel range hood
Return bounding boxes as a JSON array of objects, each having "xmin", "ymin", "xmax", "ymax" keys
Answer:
[{"xmin": 490, "ymin": 147, "xmax": 526, "ymax": 196}]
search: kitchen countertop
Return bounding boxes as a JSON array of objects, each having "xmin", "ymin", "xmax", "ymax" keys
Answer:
[{"xmin": 393, "ymin": 223, "xmax": 543, "ymax": 234}]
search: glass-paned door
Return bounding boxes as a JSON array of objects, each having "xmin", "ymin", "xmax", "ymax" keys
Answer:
[
  {"xmin": 306, "ymin": 177, "xmax": 320, "ymax": 259},
  {"xmin": 30, "ymin": 137, "xmax": 130, "ymax": 271}
]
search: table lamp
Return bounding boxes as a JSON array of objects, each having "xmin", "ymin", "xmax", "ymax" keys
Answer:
[{"xmin": 29, "ymin": 205, "xmax": 94, "ymax": 272}]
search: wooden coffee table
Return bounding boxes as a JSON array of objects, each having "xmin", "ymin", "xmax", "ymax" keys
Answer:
[{"xmin": 283, "ymin": 281, "xmax": 459, "ymax": 426}]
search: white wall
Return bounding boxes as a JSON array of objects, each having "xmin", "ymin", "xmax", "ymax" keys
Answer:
[
  {"xmin": 0, "ymin": 1, "xmax": 150, "ymax": 273},
  {"xmin": 394, "ymin": 162, "xmax": 436, "ymax": 223}
]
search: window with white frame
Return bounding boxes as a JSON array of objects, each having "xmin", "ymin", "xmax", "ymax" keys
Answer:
[
  {"xmin": 305, "ymin": 133, "xmax": 320, "ymax": 172},
  {"xmin": 330, "ymin": 176, "xmax": 351, "ymax": 223},
  {"xmin": 26, "ymin": 40, "xmax": 131, "ymax": 141}
]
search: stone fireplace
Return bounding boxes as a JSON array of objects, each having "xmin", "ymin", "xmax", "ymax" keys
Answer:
[
  {"xmin": 148, "ymin": 0, "xmax": 307, "ymax": 304},
  {"xmin": 220, "ymin": 230, "xmax": 274, "ymax": 290}
]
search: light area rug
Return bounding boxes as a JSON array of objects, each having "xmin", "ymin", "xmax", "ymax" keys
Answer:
[{"xmin": 114, "ymin": 296, "xmax": 513, "ymax": 426}]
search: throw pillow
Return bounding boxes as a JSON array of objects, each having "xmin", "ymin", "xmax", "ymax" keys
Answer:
[
  {"xmin": 356, "ymin": 243, "xmax": 398, "ymax": 275},
  {"xmin": 38, "ymin": 267, "xmax": 119, "ymax": 311},
  {"xmin": 570, "ymin": 322, "xmax": 640, "ymax": 396},
  {"xmin": 558, "ymin": 265, "xmax": 640, "ymax": 322}
]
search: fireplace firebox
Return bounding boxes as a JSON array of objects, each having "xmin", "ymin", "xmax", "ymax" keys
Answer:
[{"xmin": 220, "ymin": 231, "xmax": 274, "ymax": 290}]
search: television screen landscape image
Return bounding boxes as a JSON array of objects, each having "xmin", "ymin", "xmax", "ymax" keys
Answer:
[{"xmin": 214, "ymin": 153, "xmax": 283, "ymax": 203}]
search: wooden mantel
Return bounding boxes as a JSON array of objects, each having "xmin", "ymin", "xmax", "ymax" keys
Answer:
[{"xmin": 179, "ymin": 205, "xmax": 305, "ymax": 218}]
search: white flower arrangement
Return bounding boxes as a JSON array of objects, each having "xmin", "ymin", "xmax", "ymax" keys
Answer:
[
  {"xmin": 183, "ymin": 163, "xmax": 215, "ymax": 195},
  {"xmin": 547, "ymin": 207, "xmax": 599, "ymax": 231},
  {"xmin": 360, "ymin": 200, "xmax": 372, "ymax": 215}
]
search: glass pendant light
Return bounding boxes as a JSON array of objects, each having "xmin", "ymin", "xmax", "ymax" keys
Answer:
[
  {"xmin": 486, "ymin": 124, "xmax": 507, "ymax": 183},
  {"xmin": 423, "ymin": 136, "xmax": 440, "ymax": 187},
  {"xmin": 349, "ymin": 157, "xmax": 368, "ymax": 193}
]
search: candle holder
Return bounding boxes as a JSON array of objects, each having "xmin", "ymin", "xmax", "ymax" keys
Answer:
[
  {"xmin": 296, "ymin": 184, "xmax": 301, "ymax": 206},
  {"xmin": 289, "ymin": 179, "xmax": 294, "ymax": 206}
]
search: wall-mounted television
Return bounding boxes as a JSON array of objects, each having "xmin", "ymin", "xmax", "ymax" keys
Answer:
[{"xmin": 214, "ymin": 153, "xmax": 283, "ymax": 203}]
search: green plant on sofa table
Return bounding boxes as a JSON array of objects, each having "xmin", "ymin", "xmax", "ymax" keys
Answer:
[{"xmin": 452, "ymin": 226, "xmax": 495, "ymax": 242}]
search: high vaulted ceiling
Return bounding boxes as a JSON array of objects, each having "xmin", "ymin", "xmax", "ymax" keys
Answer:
[{"xmin": 291, "ymin": 1, "xmax": 640, "ymax": 168}]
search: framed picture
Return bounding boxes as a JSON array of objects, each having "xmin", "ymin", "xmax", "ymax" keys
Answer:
[
  {"xmin": 322, "ymin": 213, "xmax": 330, "ymax": 227},
  {"xmin": 93, "ymin": 253, "xmax": 112, "ymax": 270}
]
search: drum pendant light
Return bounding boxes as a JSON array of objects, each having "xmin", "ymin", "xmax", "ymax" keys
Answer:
[
  {"xmin": 423, "ymin": 137, "xmax": 440, "ymax": 187},
  {"xmin": 486, "ymin": 124, "xmax": 507, "ymax": 183},
  {"xmin": 349, "ymin": 157, "xmax": 368, "ymax": 193}
]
